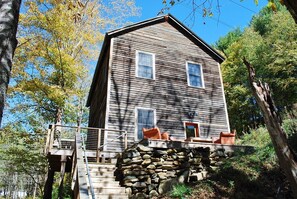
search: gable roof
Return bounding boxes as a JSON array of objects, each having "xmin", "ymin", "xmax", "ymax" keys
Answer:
[{"xmin": 86, "ymin": 14, "xmax": 224, "ymax": 107}]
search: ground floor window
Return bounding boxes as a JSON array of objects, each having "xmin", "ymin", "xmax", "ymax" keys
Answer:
[
  {"xmin": 184, "ymin": 122, "xmax": 199, "ymax": 139},
  {"xmin": 136, "ymin": 108, "xmax": 155, "ymax": 140}
]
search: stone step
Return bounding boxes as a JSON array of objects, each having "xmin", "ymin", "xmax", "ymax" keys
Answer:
[
  {"xmin": 94, "ymin": 193, "xmax": 128, "ymax": 199},
  {"xmin": 93, "ymin": 187, "xmax": 126, "ymax": 194}
]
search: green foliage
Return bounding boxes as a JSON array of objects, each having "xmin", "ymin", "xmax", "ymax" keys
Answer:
[
  {"xmin": 215, "ymin": 28, "xmax": 242, "ymax": 57},
  {"xmin": 283, "ymin": 117, "xmax": 297, "ymax": 155},
  {"xmin": 9, "ymin": 0, "xmax": 139, "ymax": 125},
  {"xmin": 2, "ymin": 1, "xmax": 139, "ymax": 197},
  {"xmin": 170, "ymin": 184, "xmax": 191, "ymax": 199},
  {"xmin": 0, "ymin": 124, "xmax": 47, "ymax": 197},
  {"xmin": 187, "ymin": 122, "xmax": 294, "ymax": 198},
  {"xmin": 238, "ymin": 127, "xmax": 277, "ymax": 166},
  {"xmin": 52, "ymin": 173, "xmax": 72, "ymax": 199},
  {"xmin": 215, "ymin": 6, "xmax": 297, "ymax": 134}
]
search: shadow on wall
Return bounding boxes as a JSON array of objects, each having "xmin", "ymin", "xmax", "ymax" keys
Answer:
[{"xmin": 111, "ymin": 44, "xmax": 133, "ymax": 150}]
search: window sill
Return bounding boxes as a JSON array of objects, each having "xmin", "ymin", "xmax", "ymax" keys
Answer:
[
  {"xmin": 187, "ymin": 85, "xmax": 205, "ymax": 89},
  {"xmin": 136, "ymin": 76, "xmax": 155, "ymax": 80}
]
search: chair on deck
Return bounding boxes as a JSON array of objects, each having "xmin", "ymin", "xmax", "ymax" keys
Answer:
[
  {"xmin": 213, "ymin": 130, "xmax": 236, "ymax": 145},
  {"xmin": 142, "ymin": 127, "xmax": 170, "ymax": 140}
]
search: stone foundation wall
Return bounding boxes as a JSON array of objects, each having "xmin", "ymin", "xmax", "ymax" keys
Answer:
[{"xmin": 115, "ymin": 143, "xmax": 231, "ymax": 198}]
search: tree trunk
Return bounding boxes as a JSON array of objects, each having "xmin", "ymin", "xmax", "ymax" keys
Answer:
[
  {"xmin": 43, "ymin": 169, "xmax": 54, "ymax": 199},
  {"xmin": 0, "ymin": 0, "xmax": 21, "ymax": 127},
  {"xmin": 283, "ymin": 0, "xmax": 297, "ymax": 24},
  {"xmin": 55, "ymin": 108, "xmax": 63, "ymax": 125},
  {"xmin": 243, "ymin": 58, "xmax": 297, "ymax": 198}
]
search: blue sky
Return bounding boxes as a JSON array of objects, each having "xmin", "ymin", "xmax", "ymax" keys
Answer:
[{"xmin": 129, "ymin": 0, "xmax": 267, "ymax": 45}]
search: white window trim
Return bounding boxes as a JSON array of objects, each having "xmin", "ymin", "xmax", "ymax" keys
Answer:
[
  {"xmin": 183, "ymin": 121, "xmax": 200, "ymax": 139},
  {"xmin": 135, "ymin": 50, "xmax": 156, "ymax": 80},
  {"xmin": 135, "ymin": 107, "xmax": 156, "ymax": 141},
  {"xmin": 186, "ymin": 61, "xmax": 205, "ymax": 88}
]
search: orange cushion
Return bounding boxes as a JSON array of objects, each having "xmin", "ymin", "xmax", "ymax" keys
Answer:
[
  {"xmin": 143, "ymin": 128, "xmax": 161, "ymax": 139},
  {"xmin": 220, "ymin": 132, "xmax": 236, "ymax": 138},
  {"xmin": 161, "ymin": 132, "xmax": 170, "ymax": 140},
  {"xmin": 220, "ymin": 132, "xmax": 235, "ymax": 144},
  {"xmin": 220, "ymin": 136, "xmax": 235, "ymax": 145}
]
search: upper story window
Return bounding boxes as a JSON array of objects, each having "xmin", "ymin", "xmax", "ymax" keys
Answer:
[
  {"xmin": 186, "ymin": 62, "xmax": 204, "ymax": 88},
  {"xmin": 136, "ymin": 51, "xmax": 155, "ymax": 79}
]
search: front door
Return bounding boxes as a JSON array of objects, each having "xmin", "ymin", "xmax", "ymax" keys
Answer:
[{"xmin": 185, "ymin": 122, "xmax": 199, "ymax": 139}]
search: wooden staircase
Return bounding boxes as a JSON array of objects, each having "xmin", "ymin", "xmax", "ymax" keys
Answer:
[{"xmin": 87, "ymin": 162, "xmax": 128, "ymax": 199}]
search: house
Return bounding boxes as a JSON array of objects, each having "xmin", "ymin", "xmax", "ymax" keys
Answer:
[{"xmin": 86, "ymin": 14, "xmax": 229, "ymax": 152}]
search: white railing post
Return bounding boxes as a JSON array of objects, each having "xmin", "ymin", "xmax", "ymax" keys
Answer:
[
  {"xmin": 96, "ymin": 129, "xmax": 101, "ymax": 163},
  {"xmin": 124, "ymin": 131, "xmax": 128, "ymax": 150},
  {"xmin": 45, "ymin": 126, "xmax": 52, "ymax": 154},
  {"xmin": 49, "ymin": 124, "xmax": 55, "ymax": 150}
]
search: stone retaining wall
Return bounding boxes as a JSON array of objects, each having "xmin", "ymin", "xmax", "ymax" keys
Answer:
[{"xmin": 115, "ymin": 143, "xmax": 232, "ymax": 198}]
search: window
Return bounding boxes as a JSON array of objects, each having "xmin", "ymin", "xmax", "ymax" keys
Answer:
[
  {"xmin": 136, "ymin": 51, "xmax": 155, "ymax": 79},
  {"xmin": 136, "ymin": 108, "xmax": 155, "ymax": 140},
  {"xmin": 186, "ymin": 62, "xmax": 204, "ymax": 88},
  {"xmin": 185, "ymin": 122, "xmax": 199, "ymax": 139}
]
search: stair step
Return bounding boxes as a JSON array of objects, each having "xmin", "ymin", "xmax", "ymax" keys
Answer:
[
  {"xmin": 88, "ymin": 163, "xmax": 116, "ymax": 168},
  {"xmin": 94, "ymin": 193, "xmax": 128, "ymax": 199},
  {"xmin": 88, "ymin": 167, "xmax": 116, "ymax": 173},
  {"xmin": 90, "ymin": 180, "xmax": 120, "ymax": 187},
  {"xmin": 93, "ymin": 187, "xmax": 126, "ymax": 194},
  {"xmin": 89, "ymin": 171, "xmax": 115, "ymax": 178}
]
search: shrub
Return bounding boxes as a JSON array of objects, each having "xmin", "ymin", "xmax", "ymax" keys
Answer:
[{"xmin": 170, "ymin": 184, "xmax": 191, "ymax": 199}]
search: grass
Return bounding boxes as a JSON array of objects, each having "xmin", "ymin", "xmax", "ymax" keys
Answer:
[
  {"xmin": 158, "ymin": 118, "xmax": 297, "ymax": 199},
  {"xmin": 170, "ymin": 184, "xmax": 191, "ymax": 199}
]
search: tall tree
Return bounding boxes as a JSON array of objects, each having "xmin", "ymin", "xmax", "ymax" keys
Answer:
[
  {"xmin": 10, "ymin": 0, "xmax": 138, "ymax": 125},
  {"xmin": 0, "ymin": 0, "xmax": 21, "ymax": 127},
  {"xmin": 216, "ymin": 6, "xmax": 297, "ymax": 133}
]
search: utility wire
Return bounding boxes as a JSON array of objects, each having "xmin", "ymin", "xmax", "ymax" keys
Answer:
[
  {"xmin": 183, "ymin": 6, "xmax": 234, "ymax": 29},
  {"xmin": 182, "ymin": 0, "xmax": 258, "ymax": 29},
  {"xmin": 228, "ymin": 0, "xmax": 257, "ymax": 14}
]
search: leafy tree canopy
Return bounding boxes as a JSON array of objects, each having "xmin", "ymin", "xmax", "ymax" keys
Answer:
[{"xmin": 215, "ymin": 5, "xmax": 297, "ymax": 133}]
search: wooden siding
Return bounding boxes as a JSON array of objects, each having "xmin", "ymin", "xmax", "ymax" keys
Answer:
[
  {"xmin": 102, "ymin": 22, "xmax": 229, "ymax": 151},
  {"xmin": 87, "ymin": 47, "xmax": 110, "ymax": 149}
]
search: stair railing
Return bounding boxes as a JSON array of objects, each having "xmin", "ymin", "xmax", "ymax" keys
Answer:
[
  {"xmin": 96, "ymin": 130, "xmax": 128, "ymax": 163},
  {"xmin": 81, "ymin": 132, "xmax": 95, "ymax": 199},
  {"xmin": 73, "ymin": 128, "xmax": 89, "ymax": 199}
]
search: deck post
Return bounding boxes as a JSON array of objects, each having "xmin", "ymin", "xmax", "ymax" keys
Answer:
[
  {"xmin": 96, "ymin": 129, "xmax": 101, "ymax": 163},
  {"xmin": 49, "ymin": 124, "xmax": 55, "ymax": 150},
  {"xmin": 43, "ymin": 168, "xmax": 55, "ymax": 199},
  {"xmin": 45, "ymin": 126, "xmax": 51, "ymax": 154},
  {"xmin": 58, "ymin": 155, "xmax": 67, "ymax": 199}
]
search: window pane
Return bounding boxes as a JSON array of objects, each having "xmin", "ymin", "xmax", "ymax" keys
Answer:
[
  {"xmin": 188, "ymin": 63, "xmax": 203, "ymax": 87},
  {"xmin": 188, "ymin": 63, "xmax": 201, "ymax": 76},
  {"xmin": 190, "ymin": 75, "xmax": 202, "ymax": 87},
  {"xmin": 137, "ymin": 109, "xmax": 154, "ymax": 140},
  {"xmin": 138, "ymin": 65, "xmax": 153, "ymax": 79},
  {"xmin": 139, "ymin": 52, "xmax": 152, "ymax": 66},
  {"xmin": 137, "ymin": 52, "xmax": 153, "ymax": 79}
]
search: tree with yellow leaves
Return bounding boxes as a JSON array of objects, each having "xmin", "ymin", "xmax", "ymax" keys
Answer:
[
  {"xmin": 10, "ymin": 0, "xmax": 138, "ymax": 125},
  {"xmin": 0, "ymin": 0, "xmax": 138, "ymax": 197}
]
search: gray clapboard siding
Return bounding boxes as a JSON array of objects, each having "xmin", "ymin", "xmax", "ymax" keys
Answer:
[
  {"xmin": 87, "ymin": 15, "xmax": 229, "ymax": 152},
  {"xmin": 104, "ymin": 23, "xmax": 228, "ymax": 151}
]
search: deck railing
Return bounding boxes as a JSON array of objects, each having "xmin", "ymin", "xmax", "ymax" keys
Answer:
[
  {"xmin": 45, "ymin": 124, "xmax": 128, "ymax": 158},
  {"xmin": 46, "ymin": 125, "xmax": 128, "ymax": 198}
]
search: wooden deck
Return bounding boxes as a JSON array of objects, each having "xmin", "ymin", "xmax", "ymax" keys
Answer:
[{"xmin": 139, "ymin": 139, "xmax": 254, "ymax": 153}]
